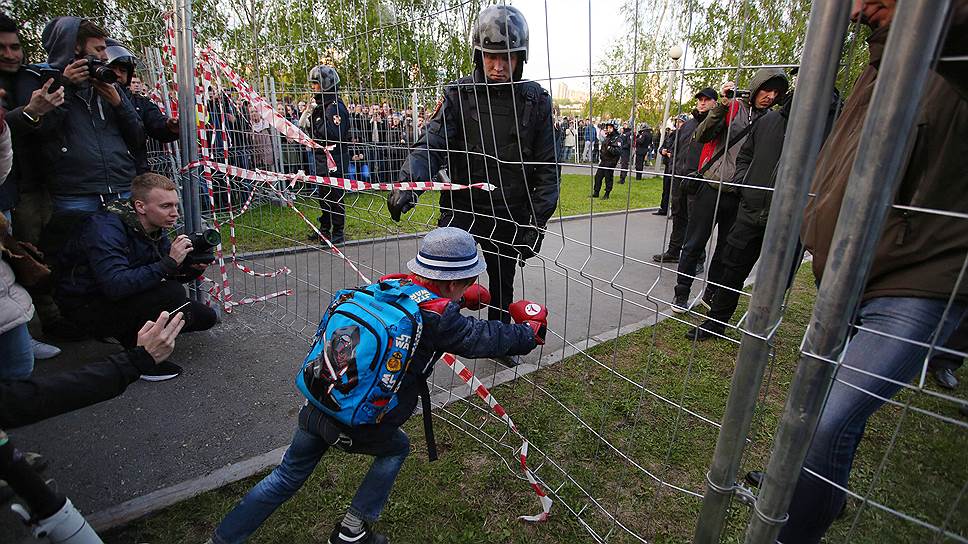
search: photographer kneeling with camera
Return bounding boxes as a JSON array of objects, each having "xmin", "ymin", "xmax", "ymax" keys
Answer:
[{"xmin": 54, "ymin": 173, "xmax": 218, "ymax": 382}]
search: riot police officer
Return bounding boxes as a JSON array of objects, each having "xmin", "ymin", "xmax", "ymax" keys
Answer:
[
  {"xmin": 387, "ymin": 5, "xmax": 559, "ymax": 344},
  {"xmin": 308, "ymin": 65, "xmax": 349, "ymax": 245}
]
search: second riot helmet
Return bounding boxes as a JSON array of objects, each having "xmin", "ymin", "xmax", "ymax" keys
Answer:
[
  {"xmin": 309, "ymin": 65, "xmax": 340, "ymax": 92},
  {"xmin": 105, "ymin": 38, "xmax": 138, "ymax": 84},
  {"xmin": 472, "ymin": 5, "xmax": 529, "ymax": 63}
]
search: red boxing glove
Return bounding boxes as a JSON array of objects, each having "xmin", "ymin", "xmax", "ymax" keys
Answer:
[
  {"xmin": 509, "ymin": 300, "xmax": 548, "ymax": 345},
  {"xmin": 460, "ymin": 284, "xmax": 491, "ymax": 310}
]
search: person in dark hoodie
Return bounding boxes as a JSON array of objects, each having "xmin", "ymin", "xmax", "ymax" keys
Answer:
[
  {"xmin": 105, "ymin": 39, "xmax": 179, "ymax": 174},
  {"xmin": 25, "ymin": 17, "xmax": 143, "ymax": 214},
  {"xmin": 306, "ymin": 64, "xmax": 350, "ymax": 245},
  {"xmin": 386, "ymin": 4, "xmax": 559, "ymax": 369},
  {"xmin": 55, "ymin": 173, "xmax": 217, "ymax": 382},
  {"xmin": 671, "ymin": 68, "xmax": 789, "ymax": 313}
]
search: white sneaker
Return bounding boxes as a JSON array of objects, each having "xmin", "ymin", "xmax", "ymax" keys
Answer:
[{"xmin": 31, "ymin": 338, "xmax": 62, "ymax": 360}]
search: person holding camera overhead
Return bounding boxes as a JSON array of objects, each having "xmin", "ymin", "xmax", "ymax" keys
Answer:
[
  {"xmin": 25, "ymin": 17, "xmax": 143, "ymax": 214},
  {"xmin": 670, "ymin": 69, "xmax": 788, "ymax": 313},
  {"xmin": 54, "ymin": 173, "xmax": 218, "ymax": 382}
]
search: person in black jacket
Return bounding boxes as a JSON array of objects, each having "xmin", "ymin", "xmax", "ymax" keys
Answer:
[
  {"xmin": 387, "ymin": 5, "xmax": 559, "ymax": 358},
  {"xmin": 307, "ymin": 64, "xmax": 349, "ymax": 245},
  {"xmin": 55, "ymin": 173, "xmax": 217, "ymax": 381},
  {"xmin": 105, "ymin": 40, "xmax": 179, "ymax": 175},
  {"xmin": 592, "ymin": 121, "xmax": 622, "ymax": 199},
  {"xmin": 1, "ymin": 310, "xmax": 183, "ymax": 429},
  {"xmin": 633, "ymin": 123, "xmax": 651, "ymax": 180},
  {"xmin": 617, "ymin": 122, "xmax": 633, "ymax": 184},
  {"xmin": 26, "ymin": 17, "xmax": 144, "ymax": 214},
  {"xmin": 654, "ymin": 89, "xmax": 717, "ymax": 264}
]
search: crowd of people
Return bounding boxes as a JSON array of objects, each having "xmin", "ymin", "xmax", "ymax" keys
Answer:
[{"xmin": 0, "ymin": 2, "xmax": 965, "ymax": 544}]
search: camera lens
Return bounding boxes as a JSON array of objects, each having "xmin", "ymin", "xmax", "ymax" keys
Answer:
[{"xmin": 202, "ymin": 229, "xmax": 222, "ymax": 247}]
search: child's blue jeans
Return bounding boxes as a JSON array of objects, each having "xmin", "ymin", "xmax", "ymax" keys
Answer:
[{"xmin": 212, "ymin": 405, "xmax": 411, "ymax": 544}]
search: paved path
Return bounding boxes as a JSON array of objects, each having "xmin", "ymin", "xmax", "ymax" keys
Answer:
[{"xmin": 4, "ymin": 208, "xmax": 723, "ymax": 535}]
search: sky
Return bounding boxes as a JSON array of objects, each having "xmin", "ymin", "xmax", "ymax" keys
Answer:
[{"xmin": 510, "ymin": 0, "xmax": 630, "ymax": 91}]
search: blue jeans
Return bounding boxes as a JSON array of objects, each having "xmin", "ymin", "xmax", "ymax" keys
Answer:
[
  {"xmin": 0, "ymin": 323, "xmax": 34, "ymax": 379},
  {"xmin": 780, "ymin": 296, "xmax": 965, "ymax": 543},
  {"xmin": 213, "ymin": 405, "xmax": 410, "ymax": 543},
  {"xmin": 561, "ymin": 146, "xmax": 574, "ymax": 162},
  {"xmin": 50, "ymin": 192, "xmax": 130, "ymax": 213}
]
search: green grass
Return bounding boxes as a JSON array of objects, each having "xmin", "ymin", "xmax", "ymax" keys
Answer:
[
  {"xmin": 104, "ymin": 266, "xmax": 967, "ymax": 543},
  {"xmin": 221, "ymin": 173, "xmax": 662, "ymax": 253}
]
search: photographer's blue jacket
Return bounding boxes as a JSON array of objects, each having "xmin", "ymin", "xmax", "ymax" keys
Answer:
[
  {"xmin": 26, "ymin": 17, "xmax": 143, "ymax": 196},
  {"xmin": 55, "ymin": 200, "xmax": 181, "ymax": 310}
]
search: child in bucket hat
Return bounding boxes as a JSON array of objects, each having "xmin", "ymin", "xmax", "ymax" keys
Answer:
[{"xmin": 210, "ymin": 227, "xmax": 548, "ymax": 544}]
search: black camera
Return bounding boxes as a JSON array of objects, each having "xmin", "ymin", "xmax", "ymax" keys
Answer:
[
  {"xmin": 85, "ymin": 55, "xmax": 118, "ymax": 83},
  {"xmin": 185, "ymin": 229, "xmax": 221, "ymax": 266},
  {"xmin": 725, "ymin": 88, "xmax": 751, "ymax": 100}
]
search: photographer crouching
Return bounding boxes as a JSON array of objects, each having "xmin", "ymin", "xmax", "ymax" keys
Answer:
[{"xmin": 53, "ymin": 173, "xmax": 217, "ymax": 382}]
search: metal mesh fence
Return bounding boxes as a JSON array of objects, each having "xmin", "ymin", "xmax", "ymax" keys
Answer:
[{"xmin": 7, "ymin": 0, "xmax": 967, "ymax": 542}]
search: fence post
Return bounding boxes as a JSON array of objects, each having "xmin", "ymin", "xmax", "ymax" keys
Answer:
[
  {"xmin": 744, "ymin": 2, "xmax": 952, "ymax": 543},
  {"xmin": 173, "ymin": 0, "xmax": 202, "ymax": 299},
  {"xmin": 691, "ymin": 2, "xmax": 850, "ymax": 542},
  {"xmin": 269, "ymin": 77, "xmax": 285, "ymax": 174}
]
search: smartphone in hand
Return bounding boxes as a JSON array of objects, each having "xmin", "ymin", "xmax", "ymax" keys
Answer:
[{"xmin": 39, "ymin": 68, "xmax": 63, "ymax": 94}]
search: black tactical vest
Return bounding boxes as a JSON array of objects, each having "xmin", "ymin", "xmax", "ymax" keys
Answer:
[{"xmin": 440, "ymin": 75, "xmax": 546, "ymax": 223}]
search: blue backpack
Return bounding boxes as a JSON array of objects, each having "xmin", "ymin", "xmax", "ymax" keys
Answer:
[{"xmin": 296, "ymin": 278, "xmax": 437, "ymax": 427}]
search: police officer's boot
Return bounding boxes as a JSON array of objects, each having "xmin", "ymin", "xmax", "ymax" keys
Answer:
[
  {"xmin": 602, "ymin": 191, "xmax": 610, "ymax": 200},
  {"xmin": 330, "ymin": 230, "xmax": 346, "ymax": 246}
]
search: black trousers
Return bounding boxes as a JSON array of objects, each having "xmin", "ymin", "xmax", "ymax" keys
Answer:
[
  {"xmin": 63, "ymin": 280, "xmax": 218, "ymax": 348},
  {"xmin": 593, "ymin": 164, "xmax": 616, "ymax": 196},
  {"xmin": 675, "ymin": 184, "xmax": 740, "ymax": 299},
  {"xmin": 665, "ymin": 178, "xmax": 692, "ymax": 255},
  {"xmin": 618, "ymin": 153, "xmax": 631, "ymax": 183},
  {"xmin": 439, "ymin": 211, "xmax": 519, "ymax": 323},
  {"xmin": 317, "ymin": 186, "xmax": 345, "ymax": 235},
  {"xmin": 659, "ymin": 163, "xmax": 672, "ymax": 211},
  {"xmin": 634, "ymin": 151, "xmax": 648, "ymax": 179},
  {"xmin": 705, "ymin": 220, "xmax": 764, "ymax": 324}
]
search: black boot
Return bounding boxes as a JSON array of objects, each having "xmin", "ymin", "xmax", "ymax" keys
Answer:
[
  {"xmin": 602, "ymin": 192, "xmax": 610, "ymax": 200},
  {"xmin": 331, "ymin": 231, "xmax": 346, "ymax": 245}
]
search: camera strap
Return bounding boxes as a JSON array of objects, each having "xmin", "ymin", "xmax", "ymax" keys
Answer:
[{"xmin": 695, "ymin": 110, "xmax": 763, "ymax": 178}]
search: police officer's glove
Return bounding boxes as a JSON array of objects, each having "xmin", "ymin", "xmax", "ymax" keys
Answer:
[
  {"xmin": 387, "ymin": 190, "xmax": 417, "ymax": 222},
  {"xmin": 509, "ymin": 300, "xmax": 548, "ymax": 345},
  {"xmin": 516, "ymin": 225, "xmax": 545, "ymax": 261}
]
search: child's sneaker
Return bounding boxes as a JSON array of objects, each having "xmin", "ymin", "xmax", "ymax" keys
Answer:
[{"xmin": 329, "ymin": 522, "xmax": 388, "ymax": 544}]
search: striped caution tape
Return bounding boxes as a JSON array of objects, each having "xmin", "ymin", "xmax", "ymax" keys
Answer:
[{"xmin": 182, "ymin": 159, "xmax": 496, "ymax": 193}]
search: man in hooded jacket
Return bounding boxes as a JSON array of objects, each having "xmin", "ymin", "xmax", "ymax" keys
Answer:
[
  {"xmin": 671, "ymin": 68, "xmax": 789, "ymax": 313},
  {"xmin": 25, "ymin": 17, "xmax": 143, "ymax": 214}
]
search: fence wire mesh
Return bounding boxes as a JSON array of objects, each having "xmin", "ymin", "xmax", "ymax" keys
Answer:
[{"xmin": 7, "ymin": 0, "xmax": 967, "ymax": 542}]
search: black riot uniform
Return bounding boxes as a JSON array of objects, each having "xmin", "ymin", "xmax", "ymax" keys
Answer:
[
  {"xmin": 389, "ymin": 5, "xmax": 559, "ymax": 324},
  {"xmin": 393, "ymin": 69, "xmax": 558, "ymax": 323},
  {"xmin": 592, "ymin": 125, "xmax": 623, "ymax": 199},
  {"xmin": 617, "ymin": 124, "xmax": 632, "ymax": 184},
  {"xmin": 308, "ymin": 65, "xmax": 350, "ymax": 244}
]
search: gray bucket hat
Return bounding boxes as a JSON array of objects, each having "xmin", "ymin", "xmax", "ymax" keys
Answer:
[{"xmin": 407, "ymin": 227, "xmax": 488, "ymax": 280}]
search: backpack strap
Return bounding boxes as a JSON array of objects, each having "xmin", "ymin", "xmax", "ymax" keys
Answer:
[{"xmin": 419, "ymin": 378, "xmax": 438, "ymax": 462}]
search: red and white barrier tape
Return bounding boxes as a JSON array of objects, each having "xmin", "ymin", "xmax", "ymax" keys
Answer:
[
  {"xmin": 441, "ymin": 353, "xmax": 553, "ymax": 522},
  {"xmin": 182, "ymin": 159, "xmax": 496, "ymax": 193}
]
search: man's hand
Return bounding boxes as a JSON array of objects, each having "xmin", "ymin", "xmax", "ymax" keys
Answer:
[
  {"xmin": 387, "ymin": 190, "xmax": 417, "ymax": 222},
  {"xmin": 24, "ymin": 78, "xmax": 65, "ymax": 118},
  {"xmin": 63, "ymin": 58, "xmax": 90, "ymax": 85},
  {"xmin": 136, "ymin": 310, "xmax": 185, "ymax": 363},
  {"xmin": 93, "ymin": 81, "xmax": 121, "ymax": 107},
  {"xmin": 166, "ymin": 116, "xmax": 179, "ymax": 133},
  {"xmin": 516, "ymin": 226, "xmax": 544, "ymax": 261},
  {"xmin": 509, "ymin": 300, "xmax": 548, "ymax": 345},
  {"xmin": 169, "ymin": 235, "xmax": 193, "ymax": 265},
  {"xmin": 720, "ymin": 81, "xmax": 736, "ymax": 103}
]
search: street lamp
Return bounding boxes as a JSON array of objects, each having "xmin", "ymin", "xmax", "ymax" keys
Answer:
[{"xmin": 656, "ymin": 44, "xmax": 683, "ymax": 171}]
